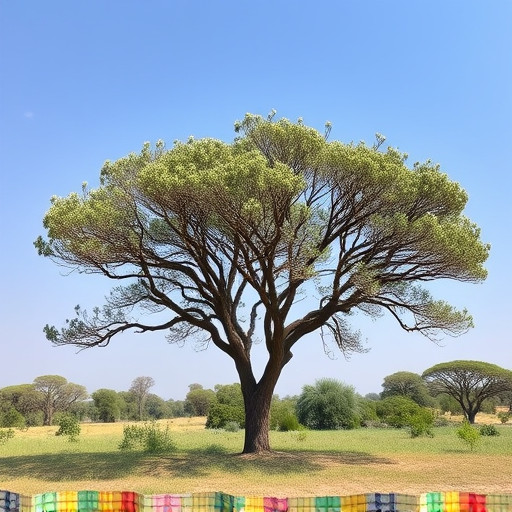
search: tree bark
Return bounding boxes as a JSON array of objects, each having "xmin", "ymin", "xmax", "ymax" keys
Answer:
[
  {"xmin": 238, "ymin": 353, "xmax": 283, "ymax": 454},
  {"xmin": 243, "ymin": 390, "xmax": 273, "ymax": 453}
]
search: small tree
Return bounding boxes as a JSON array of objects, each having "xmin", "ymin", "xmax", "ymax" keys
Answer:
[
  {"xmin": 55, "ymin": 413, "xmax": 81, "ymax": 442},
  {"xmin": 297, "ymin": 379, "xmax": 359, "ymax": 430},
  {"xmin": 457, "ymin": 420, "xmax": 480, "ymax": 451},
  {"xmin": 423, "ymin": 361, "xmax": 512, "ymax": 424}
]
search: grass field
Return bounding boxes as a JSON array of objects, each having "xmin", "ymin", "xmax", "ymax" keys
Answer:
[{"xmin": 1, "ymin": 417, "xmax": 511, "ymax": 497}]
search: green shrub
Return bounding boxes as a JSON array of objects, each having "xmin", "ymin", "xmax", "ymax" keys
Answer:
[
  {"xmin": 0, "ymin": 407, "xmax": 26, "ymax": 429},
  {"xmin": 296, "ymin": 379, "xmax": 360, "ymax": 430},
  {"xmin": 479, "ymin": 424, "xmax": 500, "ymax": 436},
  {"xmin": 270, "ymin": 398, "xmax": 300, "ymax": 431},
  {"xmin": 0, "ymin": 428, "xmax": 15, "ymax": 444},
  {"xmin": 223, "ymin": 421, "xmax": 240, "ymax": 432},
  {"xmin": 497, "ymin": 412, "xmax": 510, "ymax": 424},
  {"xmin": 119, "ymin": 422, "xmax": 176, "ymax": 453},
  {"xmin": 205, "ymin": 403, "xmax": 244, "ymax": 429},
  {"xmin": 408, "ymin": 409, "xmax": 435, "ymax": 438},
  {"xmin": 456, "ymin": 420, "xmax": 480, "ymax": 451},
  {"xmin": 55, "ymin": 413, "xmax": 80, "ymax": 442},
  {"xmin": 376, "ymin": 396, "xmax": 421, "ymax": 428}
]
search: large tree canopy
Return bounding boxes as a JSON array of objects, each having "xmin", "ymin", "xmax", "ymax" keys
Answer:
[
  {"xmin": 35, "ymin": 113, "xmax": 489, "ymax": 452},
  {"xmin": 422, "ymin": 360, "xmax": 512, "ymax": 423}
]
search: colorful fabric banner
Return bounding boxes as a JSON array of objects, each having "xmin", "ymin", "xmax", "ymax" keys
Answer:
[{"xmin": 1, "ymin": 491, "xmax": 511, "ymax": 512}]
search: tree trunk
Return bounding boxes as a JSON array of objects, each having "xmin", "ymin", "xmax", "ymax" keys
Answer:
[
  {"xmin": 467, "ymin": 409, "xmax": 477, "ymax": 424},
  {"xmin": 238, "ymin": 357, "xmax": 282, "ymax": 454},
  {"xmin": 243, "ymin": 391, "xmax": 273, "ymax": 453}
]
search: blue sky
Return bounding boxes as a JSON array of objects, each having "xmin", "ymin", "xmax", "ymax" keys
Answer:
[{"xmin": 1, "ymin": 1, "xmax": 511, "ymax": 402}]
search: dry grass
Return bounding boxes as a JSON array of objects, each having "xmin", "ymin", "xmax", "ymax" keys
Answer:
[{"xmin": 1, "ymin": 417, "xmax": 511, "ymax": 496}]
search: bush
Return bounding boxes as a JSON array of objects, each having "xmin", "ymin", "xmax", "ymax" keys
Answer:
[
  {"xmin": 206, "ymin": 403, "xmax": 244, "ymax": 429},
  {"xmin": 456, "ymin": 420, "xmax": 480, "ymax": 451},
  {"xmin": 270, "ymin": 398, "xmax": 301, "ymax": 431},
  {"xmin": 297, "ymin": 379, "xmax": 360, "ymax": 430},
  {"xmin": 408, "ymin": 409, "xmax": 435, "ymax": 438},
  {"xmin": 376, "ymin": 396, "xmax": 421, "ymax": 428},
  {"xmin": 119, "ymin": 422, "xmax": 176, "ymax": 453},
  {"xmin": 0, "ymin": 428, "xmax": 15, "ymax": 444},
  {"xmin": 479, "ymin": 424, "xmax": 500, "ymax": 436},
  {"xmin": 55, "ymin": 413, "xmax": 80, "ymax": 442},
  {"xmin": 497, "ymin": 412, "xmax": 510, "ymax": 424},
  {"xmin": 223, "ymin": 421, "xmax": 240, "ymax": 432},
  {"xmin": 0, "ymin": 407, "xmax": 26, "ymax": 429}
]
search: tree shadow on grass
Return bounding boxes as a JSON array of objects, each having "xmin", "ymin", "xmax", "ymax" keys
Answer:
[
  {"xmin": 138, "ymin": 446, "xmax": 395, "ymax": 479},
  {"xmin": 0, "ymin": 447, "xmax": 394, "ymax": 483},
  {"xmin": 0, "ymin": 451, "xmax": 146, "ymax": 482}
]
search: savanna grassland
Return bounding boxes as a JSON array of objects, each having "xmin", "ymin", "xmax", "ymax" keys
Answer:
[{"xmin": 1, "ymin": 417, "xmax": 511, "ymax": 497}]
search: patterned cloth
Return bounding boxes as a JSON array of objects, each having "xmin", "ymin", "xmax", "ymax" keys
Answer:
[{"xmin": 1, "ymin": 491, "xmax": 511, "ymax": 512}]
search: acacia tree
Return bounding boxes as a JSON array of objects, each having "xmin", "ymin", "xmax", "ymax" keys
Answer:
[
  {"xmin": 35, "ymin": 113, "xmax": 489, "ymax": 453},
  {"xmin": 33, "ymin": 375, "xmax": 88, "ymax": 425},
  {"xmin": 422, "ymin": 360, "xmax": 512, "ymax": 423}
]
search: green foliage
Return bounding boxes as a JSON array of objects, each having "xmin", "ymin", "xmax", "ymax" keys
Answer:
[
  {"xmin": 270, "ymin": 397, "xmax": 301, "ymax": 431},
  {"xmin": 0, "ymin": 428, "xmax": 15, "ymax": 444},
  {"xmin": 55, "ymin": 413, "xmax": 81, "ymax": 442},
  {"xmin": 205, "ymin": 403, "xmax": 245, "ymax": 429},
  {"xmin": 92, "ymin": 388, "xmax": 124, "ymax": 422},
  {"xmin": 296, "ymin": 379, "xmax": 360, "ymax": 430},
  {"xmin": 479, "ymin": 424, "xmax": 500, "ymax": 436},
  {"xmin": 0, "ymin": 407, "xmax": 26, "ymax": 428},
  {"xmin": 376, "ymin": 396, "xmax": 420, "ymax": 428},
  {"xmin": 118, "ymin": 422, "xmax": 176, "ymax": 453},
  {"xmin": 381, "ymin": 371, "xmax": 434, "ymax": 407},
  {"xmin": 214, "ymin": 383, "xmax": 244, "ymax": 408},
  {"xmin": 355, "ymin": 397, "xmax": 379, "ymax": 426},
  {"xmin": 457, "ymin": 420, "xmax": 480, "ymax": 451},
  {"xmin": 407, "ymin": 408, "xmax": 435, "ymax": 438},
  {"xmin": 185, "ymin": 388, "xmax": 216, "ymax": 416},
  {"xmin": 223, "ymin": 421, "xmax": 240, "ymax": 432},
  {"xmin": 497, "ymin": 411, "xmax": 510, "ymax": 424}
]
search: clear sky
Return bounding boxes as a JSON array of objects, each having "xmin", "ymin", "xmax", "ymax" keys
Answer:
[{"xmin": 1, "ymin": 1, "xmax": 511, "ymax": 402}]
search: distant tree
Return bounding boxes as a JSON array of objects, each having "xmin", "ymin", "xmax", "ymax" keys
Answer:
[
  {"xmin": 118, "ymin": 391, "xmax": 138, "ymax": 420},
  {"xmin": 33, "ymin": 375, "xmax": 88, "ymax": 426},
  {"xmin": 381, "ymin": 371, "xmax": 434, "ymax": 406},
  {"xmin": 129, "ymin": 376, "xmax": 155, "ymax": 421},
  {"xmin": 92, "ymin": 389, "xmax": 124, "ymax": 422},
  {"xmin": 422, "ymin": 361, "xmax": 512, "ymax": 423},
  {"xmin": 214, "ymin": 383, "xmax": 244, "ymax": 408},
  {"xmin": 364, "ymin": 393, "xmax": 381, "ymax": 401},
  {"xmin": 205, "ymin": 383, "xmax": 245, "ymax": 429},
  {"xmin": 184, "ymin": 387, "xmax": 216, "ymax": 416},
  {"xmin": 167, "ymin": 399, "xmax": 186, "ymax": 418},
  {"xmin": 36, "ymin": 114, "xmax": 490, "ymax": 453},
  {"xmin": 0, "ymin": 384, "xmax": 42, "ymax": 425},
  {"xmin": 146, "ymin": 393, "xmax": 172, "ymax": 419},
  {"xmin": 296, "ymin": 378, "xmax": 359, "ymax": 430}
]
